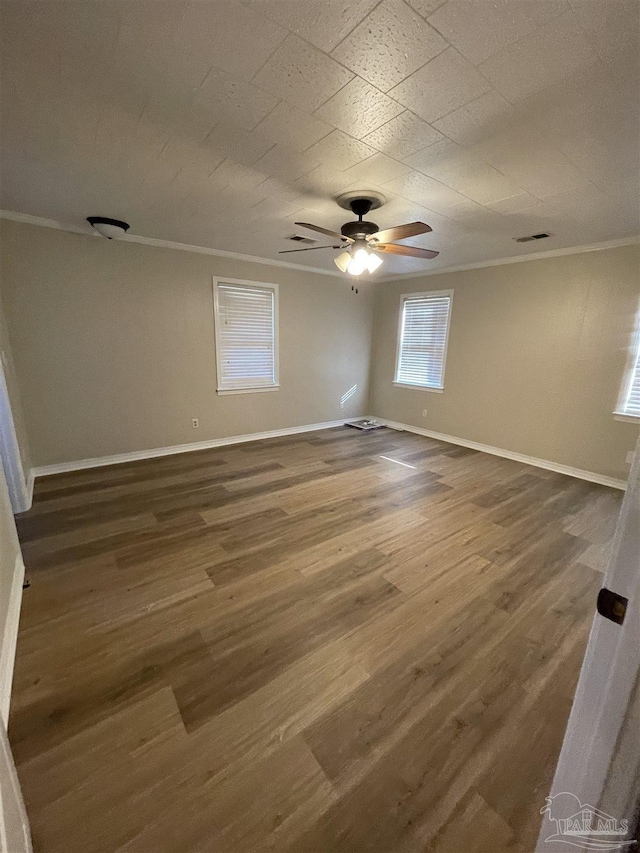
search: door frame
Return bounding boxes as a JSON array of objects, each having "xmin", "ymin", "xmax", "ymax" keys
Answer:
[{"xmin": 0, "ymin": 356, "xmax": 30, "ymax": 514}]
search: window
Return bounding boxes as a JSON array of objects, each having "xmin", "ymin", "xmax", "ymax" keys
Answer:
[
  {"xmin": 213, "ymin": 278, "xmax": 279, "ymax": 394},
  {"xmin": 615, "ymin": 326, "xmax": 640, "ymax": 421},
  {"xmin": 394, "ymin": 290, "xmax": 453, "ymax": 391}
]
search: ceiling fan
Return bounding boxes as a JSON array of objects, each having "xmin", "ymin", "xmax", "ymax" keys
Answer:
[{"xmin": 279, "ymin": 192, "xmax": 439, "ymax": 276}]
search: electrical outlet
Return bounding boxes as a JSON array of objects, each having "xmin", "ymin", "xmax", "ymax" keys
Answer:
[
  {"xmin": 626, "ymin": 450, "xmax": 634, "ymax": 464},
  {"xmin": 192, "ymin": 418, "xmax": 199, "ymax": 429},
  {"xmin": 422, "ymin": 409, "xmax": 428, "ymax": 418}
]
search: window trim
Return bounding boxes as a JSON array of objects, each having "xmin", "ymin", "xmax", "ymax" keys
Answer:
[
  {"xmin": 212, "ymin": 276, "xmax": 280, "ymax": 395},
  {"xmin": 613, "ymin": 307, "xmax": 640, "ymax": 422},
  {"xmin": 394, "ymin": 289, "xmax": 453, "ymax": 392}
]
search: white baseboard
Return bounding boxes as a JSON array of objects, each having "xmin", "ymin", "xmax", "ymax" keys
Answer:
[
  {"xmin": 0, "ymin": 555, "xmax": 24, "ymax": 726},
  {"xmin": 377, "ymin": 418, "xmax": 628, "ymax": 490},
  {"xmin": 31, "ymin": 414, "xmax": 628, "ymax": 489},
  {"xmin": 32, "ymin": 418, "xmax": 364, "ymax": 477}
]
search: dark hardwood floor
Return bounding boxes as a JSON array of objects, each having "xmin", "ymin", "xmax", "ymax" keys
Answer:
[{"xmin": 9, "ymin": 427, "xmax": 622, "ymax": 852}]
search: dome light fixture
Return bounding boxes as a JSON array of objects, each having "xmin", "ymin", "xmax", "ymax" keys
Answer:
[{"xmin": 87, "ymin": 216, "xmax": 130, "ymax": 239}]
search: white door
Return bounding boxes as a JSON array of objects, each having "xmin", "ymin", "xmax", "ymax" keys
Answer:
[
  {"xmin": 537, "ymin": 437, "xmax": 640, "ymax": 851},
  {"xmin": 0, "ymin": 355, "xmax": 29, "ymax": 515},
  {"xmin": 0, "ymin": 721, "xmax": 31, "ymax": 853}
]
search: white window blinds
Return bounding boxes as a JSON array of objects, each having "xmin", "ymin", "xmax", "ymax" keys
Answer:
[
  {"xmin": 395, "ymin": 292, "xmax": 452, "ymax": 390},
  {"xmin": 620, "ymin": 342, "xmax": 640, "ymax": 417},
  {"xmin": 214, "ymin": 280, "xmax": 278, "ymax": 392}
]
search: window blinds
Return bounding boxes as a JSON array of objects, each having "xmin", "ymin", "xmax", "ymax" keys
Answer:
[
  {"xmin": 395, "ymin": 294, "xmax": 452, "ymax": 389},
  {"xmin": 622, "ymin": 345, "xmax": 640, "ymax": 417},
  {"xmin": 215, "ymin": 282, "xmax": 277, "ymax": 390}
]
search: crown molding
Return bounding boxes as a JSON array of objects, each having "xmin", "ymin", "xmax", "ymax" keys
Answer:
[
  {"xmin": 376, "ymin": 235, "xmax": 640, "ymax": 282},
  {"xmin": 0, "ymin": 209, "xmax": 343, "ymax": 278},
  {"xmin": 3, "ymin": 209, "xmax": 638, "ymax": 284}
]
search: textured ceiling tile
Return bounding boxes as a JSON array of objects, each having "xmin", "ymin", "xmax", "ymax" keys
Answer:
[
  {"xmin": 253, "ymin": 144, "xmax": 320, "ymax": 181},
  {"xmin": 410, "ymin": 147, "xmax": 527, "ymax": 205},
  {"xmin": 389, "ymin": 48, "xmax": 492, "ymax": 123},
  {"xmin": 569, "ymin": 0, "xmax": 640, "ymax": 90},
  {"xmin": 473, "ymin": 125, "xmax": 598, "ymax": 199},
  {"xmin": 169, "ymin": 145, "xmax": 227, "ymax": 187},
  {"xmin": 249, "ymin": 196, "xmax": 304, "ymax": 220},
  {"xmin": 403, "ymin": 137, "xmax": 462, "ymax": 170},
  {"xmin": 115, "ymin": 0, "xmax": 189, "ymax": 44},
  {"xmin": 252, "ymin": 34, "xmax": 354, "ymax": 112},
  {"xmin": 432, "ymin": 90, "xmax": 513, "ymax": 146},
  {"xmin": 406, "ymin": 0, "xmax": 448, "ymax": 17},
  {"xmin": 1, "ymin": 0, "xmax": 638, "ymax": 274},
  {"xmin": 342, "ymin": 153, "xmax": 412, "ymax": 185},
  {"xmin": 246, "ymin": 0, "xmax": 379, "ymax": 53},
  {"xmin": 427, "ymin": 0, "xmax": 568, "ymax": 66},
  {"xmin": 383, "ymin": 170, "xmax": 485, "ymax": 218},
  {"xmin": 363, "ymin": 111, "xmax": 444, "ymax": 159},
  {"xmin": 192, "ymin": 66, "xmax": 279, "ymax": 131},
  {"xmin": 207, "ymin": 160, "xmax": 268, "ymax": 195},
  {"xmin": 294, "ymin": 164, "xmax": 353, "ymax": 196},
  {"xmin": 253, "ymin": 177, "xmax": 304, "ymax": 203},
  {"xmin": 479, "ymin": 11, "xmax": 599, "ymax": 103},
  {"xmin": 253, "ymin": 103, "xmax": 333, "ymax": 152},
  {"xmin": 304, "ymin": 130, "xmax": 377, "ymax": 170},
  {"xmin": 487, "ymin": 192, "xmax": 541, "ymax": 215},
  {"xmin": 372, "ymin": 194, "xmax": 451, "ymax": 234},
  {"xmin": 567, "ymin": 0, "xmax": 638, "ymax": 41},
  {"xmin": 175, "ymin": 0, "xmax": 287, "ymax": 82},
  {"xmin": 286, "ymin": 195, "xmax": 343, "ymax": 218},
  {"xmin": 203, "ymin": 123, "xmax": 275, "ymax": 166},
  {"xmin": 331, "ymin": 0, "xmax": 446, "ymax": 92},
  {"xmin": 313, "ymin": 77, "xmax": 405, "ymax": 139}
]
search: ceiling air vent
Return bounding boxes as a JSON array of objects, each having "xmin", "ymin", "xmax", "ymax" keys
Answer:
[
  {"xmin": 288, "ymin": 234, "xmax": 318, "ymax": 244},
  {"xmin": 515, "ymin": 232, "xmax": 550, "ymax": 243}
]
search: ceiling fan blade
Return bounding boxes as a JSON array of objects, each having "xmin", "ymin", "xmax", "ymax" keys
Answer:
[
  {"xmin": 278, "ymin": 245, "xmax": 342, "ymax": 253},
  {"xmin": 295, "ymin": 222, "xmax": 353, "ymax": 243},
  {"xmin": 372, "ymin": 243, "xmax": 439, "ymax": 259},
  {"xmin": 368, "ymin": 221, "xmax": 432, "ymax": 244}
]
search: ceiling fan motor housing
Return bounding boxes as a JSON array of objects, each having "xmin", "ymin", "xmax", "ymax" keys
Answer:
[{"xmin": 341, "ymin": 220, "xmax": 379, "ymax": 239}]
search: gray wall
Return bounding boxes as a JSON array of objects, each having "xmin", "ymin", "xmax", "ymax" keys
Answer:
[
  {"xmin": 2, "ymin": 220, "xmax": 638, "ymax": 481},
  {"xmin": 370, "ymin": 245, "xmax": 640, "ymax": 481},
  {"xmin": 0, "ymin": 220, "xmax": 374, "ymax": 466}
]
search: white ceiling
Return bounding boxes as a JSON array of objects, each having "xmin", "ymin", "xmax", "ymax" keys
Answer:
[{"xmin": 1, "ymin": 0, "xmax": 638, "ymax": 276}]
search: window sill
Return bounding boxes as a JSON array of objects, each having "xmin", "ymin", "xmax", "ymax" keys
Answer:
[
  {"xmin": 613, "ymin": 411, "xmax": 640, "ymax": 424},
  {"xmin": 393, "ymin": 381, "xmax": 443, "ymax": 393},
  {"xmin": 217, "ymin": 385, "xmax": 280, "ymax": 396}
]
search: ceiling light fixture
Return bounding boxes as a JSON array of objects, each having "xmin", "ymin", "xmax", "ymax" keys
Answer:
[
  {"xmin": 87, "ymin": 216, "xmax": 130, "ymax": 239},
  {"xmin": 282, "ymin": 194, "xmax": 439, "ymax": 274},
  {"xmin": 334, "ymin": 239, "xmax": 384, "ymax": 276}
]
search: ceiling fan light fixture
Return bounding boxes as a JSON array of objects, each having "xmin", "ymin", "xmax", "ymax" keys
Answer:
[
  {"xmin": 347, "ymin": 256, "xmax": 366, "ymax": 276},
  {"xmin": 347, "ymin": 244, "xmax": 368, "ymax": 276},
  {"xmin": 367, "ymin": 252, "xmax": 383, "ymax": 273},
  {"xmin": 293, "ymin": 197, "xmax": 437, "ymax": 273},
  {"xmin": 345, "ymin": 243, "xmax": 384, "ymax": 276},
  {"xmin": 334, "ymin": 251, "xmax": 351, "ymax": 272}
]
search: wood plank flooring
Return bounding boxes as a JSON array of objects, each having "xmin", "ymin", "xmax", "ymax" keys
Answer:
[{"xmin": 9, "ymin": 427, "xmax": 622, "ymax": 852}]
